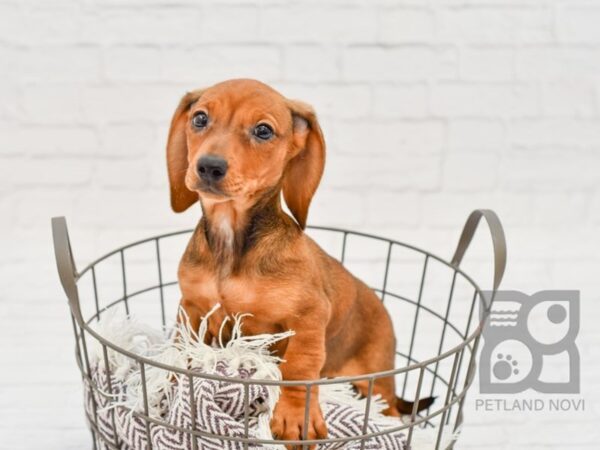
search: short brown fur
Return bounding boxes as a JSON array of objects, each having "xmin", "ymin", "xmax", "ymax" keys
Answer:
[{"xmin": 167, "ymin": 79, "xmax": 433, "ymax": 448}]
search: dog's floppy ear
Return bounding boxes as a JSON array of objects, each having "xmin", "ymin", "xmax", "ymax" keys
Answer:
[
  {"xmin": 283, "ymin": 100, "xmax": 326, "ymax": 229},
  {"xmin": 166, "ymin": 89, "xmax": 204, "ymax": 213}
]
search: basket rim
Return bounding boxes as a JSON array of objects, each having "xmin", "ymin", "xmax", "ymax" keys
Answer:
[{"xmin": 72, "ymin": 225, "xmax": 487, "ymax": 387}]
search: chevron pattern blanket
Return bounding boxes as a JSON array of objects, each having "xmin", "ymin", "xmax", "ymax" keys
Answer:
[{"xmin": 83, "ymin": 306, "xmax": 445, "ymax": 449}]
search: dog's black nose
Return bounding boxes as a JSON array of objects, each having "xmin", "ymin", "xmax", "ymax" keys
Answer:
[{"xmin": 197, "ymin": 155, "xmax": 228, "ymax": 182}]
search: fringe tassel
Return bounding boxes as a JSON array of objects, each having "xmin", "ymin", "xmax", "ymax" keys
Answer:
[{"xmin": 90, "ymin": 304, "xmax": 294, "ymax": 419}]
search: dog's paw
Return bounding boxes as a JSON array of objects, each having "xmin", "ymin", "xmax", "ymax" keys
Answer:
[{"xmin": 270, "ymin": 391, "xmax": 327, "ymax": 450}]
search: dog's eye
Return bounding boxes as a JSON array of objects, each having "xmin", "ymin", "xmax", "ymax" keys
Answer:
[
  {"xmin": 253, "ymin": 123, "xmax": 274, "ymax": 141},
  {"xmin": 192, "ymin": 112, "xmax": 209, "ymax": 129}
]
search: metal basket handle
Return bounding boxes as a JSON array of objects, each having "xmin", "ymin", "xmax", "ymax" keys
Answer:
[
  {"xmin": 450, "ymin": 209, "xmax": 507, "ymax": 293},
  {"xmin": 52, "ymin": 216, "xmax": 84, "ymax": 327}
]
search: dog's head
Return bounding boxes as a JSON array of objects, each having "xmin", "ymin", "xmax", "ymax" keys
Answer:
[{"xmin": 166, "ymin": 79, "xmax": 325, "ymax": 229}]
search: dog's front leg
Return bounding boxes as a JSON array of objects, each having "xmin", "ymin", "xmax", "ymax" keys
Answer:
[{"xmin": 270, "ymin": 323, "xmax": 328, "ymax": 449}]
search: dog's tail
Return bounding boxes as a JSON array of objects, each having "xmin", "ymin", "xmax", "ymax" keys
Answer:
[{"xmin": 396, "ymin": 396, "xmax": 436, "ymax": 415}]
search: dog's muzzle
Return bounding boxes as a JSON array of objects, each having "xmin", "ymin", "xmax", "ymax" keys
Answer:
[{"xmin": 197, "ymin": 155, "xmax": 228, "ymax": 183}]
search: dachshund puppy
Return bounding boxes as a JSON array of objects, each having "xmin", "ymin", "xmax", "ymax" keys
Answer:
[{"xmin": 167, "ymin": 79, "xmax": 433, "ymax": 446}]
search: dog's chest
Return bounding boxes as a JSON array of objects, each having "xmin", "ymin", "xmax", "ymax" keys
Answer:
[
  {"xmin": 180, "ymin": 268, "xmax": 284, "ymax": 338},
  {"xmin": 211, "ymin": 279, "xmax": 285, "ymax": 345}
]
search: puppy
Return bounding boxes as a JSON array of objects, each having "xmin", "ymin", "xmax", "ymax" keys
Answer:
[{"xmin": 167, "ymin": 79, "xmax": 433, "ymax": 446}]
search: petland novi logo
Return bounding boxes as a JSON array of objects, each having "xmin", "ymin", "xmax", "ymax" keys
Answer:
[{"xmin": 479, "ymin": 290, "xmax": 580, "ymax": 394}]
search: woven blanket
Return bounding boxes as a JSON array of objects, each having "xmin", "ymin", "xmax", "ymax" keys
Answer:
[{"xmin": 83, "ymin": 306, "xmax": 452, "ymax": 449}]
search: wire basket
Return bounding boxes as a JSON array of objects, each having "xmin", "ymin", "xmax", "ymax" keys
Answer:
[{"xmin": 52, "ymin": 209, "xmax": 506, "ymax": 450}]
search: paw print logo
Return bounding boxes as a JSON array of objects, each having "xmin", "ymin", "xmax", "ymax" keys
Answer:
[
  {"xmin": 479, "ymin": 290, "xmax": 579, "ymax": 394},
  {"xmin": 493, "ymin": 354, "xmax": 519, "ymax": 380}
]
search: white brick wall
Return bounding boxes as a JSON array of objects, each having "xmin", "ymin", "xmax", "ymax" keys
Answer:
[{"xmin": 1, "ymin": 0, "xmax": 599, "ymax": 448}]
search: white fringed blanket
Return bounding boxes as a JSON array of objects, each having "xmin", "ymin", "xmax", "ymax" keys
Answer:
[{"xmin": 84, "ymin": 306, "xmax": 456, "ymax": 449}]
